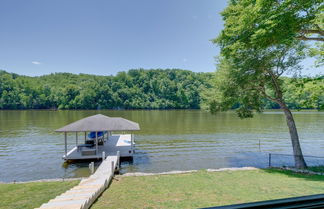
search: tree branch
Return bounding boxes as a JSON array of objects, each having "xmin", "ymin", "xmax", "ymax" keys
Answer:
[
  {"xmin": 300, "ymin": 29, "xmax": 324, "ymax": 36},
  {"xmin": 275, "ymin": 49, "xmax": 287, "ymax": 77},
  {"xmin": 253, "ymin": 84, "xmax": 284, "ymax": 105},
  {"xmin": 297, "ymin": 35, "xmax": 324, "ymax": 42},
  {"xmin": 265, "ymin": 68, "xmax": 284, "ymax": 102}
]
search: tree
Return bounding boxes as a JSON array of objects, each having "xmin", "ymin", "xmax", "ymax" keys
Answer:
[
  {"xmin": 210, "ymin": 0, "xmax": 322, "ymax": 169},
  {"xmin": 217, "ymin": 0, "xmax": 323, "ymax": 64}
]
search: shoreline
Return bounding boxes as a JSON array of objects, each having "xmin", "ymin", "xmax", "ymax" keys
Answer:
[
  {"xmin": 0, "ymin": 177, "xmax": 84, "ymax": 184},
  {"xmin": 122, "ymin": 166, "xmax": 258, "ymax": 176},
  {"xmin": 3, "ymin": 166, "xmax": 324, "ymax": 184},
  {"xmin": 0, "ymin": 167, "xmax": 258, "ymax": 184}
]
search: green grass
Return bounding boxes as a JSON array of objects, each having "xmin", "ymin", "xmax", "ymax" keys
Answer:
[
  {"xmin": 307, "ymin": 166, "xmax": 324, "ymax": 173},
  {"xmin": 0, "ymin": 180, "xmax": 79, "ymax": 209},
  {"xmin": 92, "ymin": 169, "xmax": 324, "ymax": 209}
]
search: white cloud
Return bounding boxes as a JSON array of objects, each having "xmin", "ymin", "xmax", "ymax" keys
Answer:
[
  {"xmin": 183, "ymin": 58, "xmax": 188, "ymax": 63},
  {"xmin": 32, "ymin": 61, "xmax": 41, "ymax": 65}
]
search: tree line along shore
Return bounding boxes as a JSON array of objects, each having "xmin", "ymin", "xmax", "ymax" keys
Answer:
[{"xmin": 0, "ymin": 69, "xmax": 323, "ymax": 110}]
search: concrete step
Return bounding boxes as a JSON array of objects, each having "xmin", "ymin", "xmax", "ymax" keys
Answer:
[
  {"xmin": 55, "ymin": 193, "xmax": 93, "ymax": 200},
  {"xmin": 39, "ymin": 199, "xmax": 86, "ymax": 208}
]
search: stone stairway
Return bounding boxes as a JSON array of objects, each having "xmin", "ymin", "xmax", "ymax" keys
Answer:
[{"xmin": 36, "ymin": 155, "xmax": 119, "ymax": 209}]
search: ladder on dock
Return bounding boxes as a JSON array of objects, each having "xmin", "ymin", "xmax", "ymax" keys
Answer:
[{"xmin": 36, "ymin": 154, "xmax": 120, "ymax": 209}]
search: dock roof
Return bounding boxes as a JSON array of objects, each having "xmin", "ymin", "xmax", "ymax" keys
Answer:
[{"xmin": 55, "ymin": 114, "xmax": 140, "ymax": 132}]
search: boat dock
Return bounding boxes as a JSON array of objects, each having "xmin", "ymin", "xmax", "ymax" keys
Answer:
[
  {"xmin": 55, "ymin": 114, "xmax": 140, "ymax": 161},
  {"xmin": 35, "ymin": 114, "xmax": 140, "ymax": 208},
  {"xmin": 64, "ymin": 134, "xmax": 134, "ymax": 161},
  {"xmin": 36, "ymin": 153, "xmax": 120, "ymax": 209}
]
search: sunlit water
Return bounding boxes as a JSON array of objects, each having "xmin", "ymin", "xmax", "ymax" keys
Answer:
[{"xmin": 0, "ymin": 110, "xmax": 323, "ymax": 182}]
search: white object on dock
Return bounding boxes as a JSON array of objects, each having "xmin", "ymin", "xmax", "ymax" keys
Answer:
[{"xmin": 37, "ymin": 155, "xmax": 120, "ymax": 209}]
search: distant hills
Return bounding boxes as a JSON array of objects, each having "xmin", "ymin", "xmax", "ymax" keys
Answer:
[{"xmin": 0, "ymin": 69, "xmax": 322, "ymax": 110}]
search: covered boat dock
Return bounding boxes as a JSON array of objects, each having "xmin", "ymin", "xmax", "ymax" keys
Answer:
[{"xmin": 55, "ymin": 114, "xmax": 140, "ymax": 161}]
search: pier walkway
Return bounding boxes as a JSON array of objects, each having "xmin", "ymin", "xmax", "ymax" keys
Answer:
[{"xmin": 36, "ymin": 154, "xmax": 119, "ymax": 209}]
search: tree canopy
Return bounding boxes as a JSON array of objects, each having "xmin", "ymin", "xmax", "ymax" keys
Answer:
[
  {"xmin": 0, "ymin": 69, "xmax": 213, "ymax": 110},
  {"xmin": 209, "ymin": 0, "xmax": 324, "ymax": 168},
  {"xmin": 217, "ymin": 0, "xmax": 323, "ymax": 65},
  {"xmin": 0, "ymin": 69, "xmax": 322, "ymax": 111}
]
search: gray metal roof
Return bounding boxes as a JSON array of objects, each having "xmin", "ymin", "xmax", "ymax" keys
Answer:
[{"xmin": 55, "ymin": 114, "xmax": 140, "ymax": 132}]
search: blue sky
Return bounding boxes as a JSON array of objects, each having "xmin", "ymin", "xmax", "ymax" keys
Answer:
[{"xmin": 0, "ymin": 0, "xmax": 322, "ymax": 76}]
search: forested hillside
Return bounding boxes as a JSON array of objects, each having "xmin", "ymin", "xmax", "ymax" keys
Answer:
[
  {"xmin": 0, "ymin": 69, "xmax": 322, "ymax": 110},
  {"xmin": 0, "ymin": 69, "xmax": 213, "ymax": 109}
]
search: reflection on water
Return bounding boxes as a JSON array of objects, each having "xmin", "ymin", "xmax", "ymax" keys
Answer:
[{"xmin": 0, "ymin": 110, "xmax": 323, "ymax": 182}]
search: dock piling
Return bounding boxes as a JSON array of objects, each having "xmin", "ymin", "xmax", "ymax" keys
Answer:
[
  {"xmin": 89, "ymin": 162, "xmax": 94, "ymax": 174},
  {"xmin": 117, "ymin": 151, "xmax": 120, "ymax": 167},
  {"xmin": 102, "ymin": 151, "xmax": 106, "ymax": 161}
]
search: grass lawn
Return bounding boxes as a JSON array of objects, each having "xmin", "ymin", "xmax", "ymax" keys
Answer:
[
  {"xmin": 92, "ymin": 169, "xmax": 324, "ymax": 209},
  {"xmin": 307, "ymin": 166, "xmax": 324, "ymax": 173},
  {"xmin": 0, "ymin": 180, "xmax": 79, "ymax": 209}
]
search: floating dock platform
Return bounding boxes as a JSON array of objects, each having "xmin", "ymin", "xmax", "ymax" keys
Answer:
[{"xmin": 64, "ymin": 134, "xmax": 134, "ymax": 161}]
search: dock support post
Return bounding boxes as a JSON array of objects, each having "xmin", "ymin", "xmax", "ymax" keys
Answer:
[
  {"xmin": 84, "ymin": 132, "xmax": 86, "ymax": 142},
  {"xmin": 64, "ymin": 132, "xmax": 67, "ymax": 157},
  {"xmin": 89, "ymin": 162, "xmax": 94, "ymax": 174},
  {"xmin": 131, "ymin": 134, "xmax": 133, "ymax": 152},
  {"xmin": 102, "ymin": 151, "xmax": 105, "ymax": 161},
  {"xmin": 117, "ymin": 151, "xmax": 120, "ymax": 166},
  {"xmin": 76, "ymin": 132, "xmax": 78, "ymax": 146},
  {"xmin": 96, "ymin": 132, "xmax": 98, "ymax": 155},
  {"xmin": 116, "ymin": 151, "xmax": 120, "ymax": 172},
  {"xmin": 111, "ymin": 161, "xmax": 114, "ymax": 172}
]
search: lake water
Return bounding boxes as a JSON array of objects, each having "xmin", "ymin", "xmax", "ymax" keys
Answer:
[{"xmin": 0, "ymin": 110, "xmax": 323, "ymax": 182}]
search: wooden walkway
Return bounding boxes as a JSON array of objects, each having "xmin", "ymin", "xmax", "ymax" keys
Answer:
[{"xmin": 36, "ymin": 155, "xmax": 119, "ymax": 209}]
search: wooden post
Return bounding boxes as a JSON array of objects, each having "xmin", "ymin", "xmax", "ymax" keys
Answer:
[
  {"xmin": 111, "ymin": 161, "xmax": 114, "ymax": 172},
  {"xmin": 84, "ymin": 132, "xmax": 86, "ymax": 142},
  {"xmin": 269, "ymin": 153, "xmax": 272, "ymax": 167},
  {"xmin": 102, "ymin": 151, "xmax": 105, "ymax": 161},
  {"xmin": 96, "ymin": 132, "xmax": 98, "ymax": 155},
  {"xmin": 76, "ymin": 132, "xmax": 78, "ymax": 146},
  {"xmin": 117, "ymin": 151, "xmax": 120, "ymax": 168},
  {"xmin": 131, "ymin": 134, "xmax": 134, "ymax": 152},
  {"xmin": 64, "ymin": 132, "xmax": 67, "ymax": 156},
  {"xmin": 89, "ymin": 162, "xmax": 94, "ymax": 174}
]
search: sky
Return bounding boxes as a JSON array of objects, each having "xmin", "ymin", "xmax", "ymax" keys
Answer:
[{"xmin": 0, "ymin": 0, "xmax": 322, "ymax": 76}]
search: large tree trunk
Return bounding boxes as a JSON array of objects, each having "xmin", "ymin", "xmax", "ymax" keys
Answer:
[
  {"xmin": 281, "ymin": 105, "xmax": 307, "ymax": 169},
  {"xmin": 267, "ymin": 68, "xmax": 307, "ymax": 169}
]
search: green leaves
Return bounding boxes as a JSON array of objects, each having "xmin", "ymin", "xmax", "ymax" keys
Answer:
[
  {"xmin": 209, "ymin": 0, "xmax": 323, "ymax": 118},
  {"xmin": 0, "ymin": 69, "xmax": 213, "ymax": 110}
]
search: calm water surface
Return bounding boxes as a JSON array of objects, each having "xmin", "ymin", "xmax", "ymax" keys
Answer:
[{"xmin": 0, "ymin": 110, "xmax": 323, "ymax": 182}]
